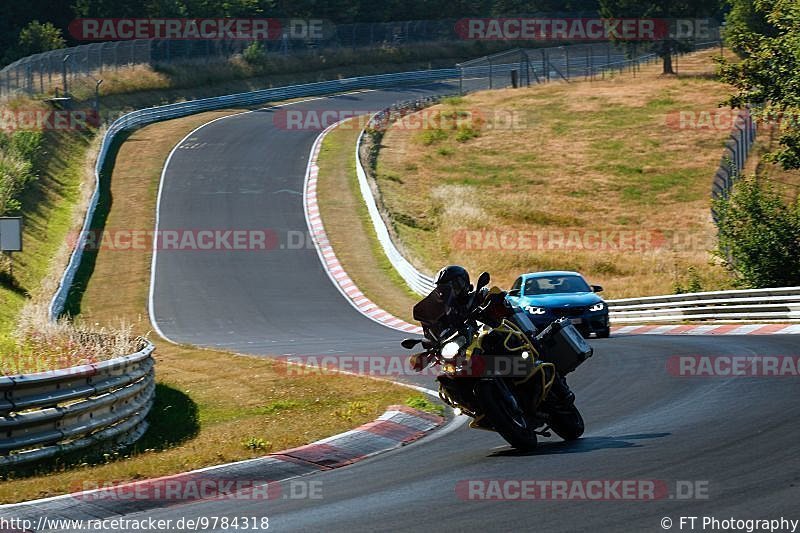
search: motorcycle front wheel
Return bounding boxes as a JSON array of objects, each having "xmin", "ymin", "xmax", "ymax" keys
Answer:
[
  {"xmin": 475, "ymin": 380, "xmax": 538, "ymax": 450},
  {"xmin": 549, "ymin": 404, "xmax": 585, "ymax": 441}
]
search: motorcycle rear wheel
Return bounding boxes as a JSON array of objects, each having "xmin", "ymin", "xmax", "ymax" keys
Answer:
[{"xmin": 475, "ymin": 380, "xmax": 538, "ymax": 450}]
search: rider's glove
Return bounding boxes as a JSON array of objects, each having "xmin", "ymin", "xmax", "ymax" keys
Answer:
[{"xmin": 409, "ymin": 353, "xmax": 429, "ymax": 372}]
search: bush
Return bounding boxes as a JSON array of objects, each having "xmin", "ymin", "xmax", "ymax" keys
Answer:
[
  {"xmin": 419, "ymin": 128, "xmax": 448, "ymax": 146},
  {"xmin": 0, "ymin": 130, "xmax": 43, "ymax": 215},
  {"xmin": 455, "ymin": 125, "xmax": 480, "ymax": 143},
  {"xmin": 713, "ymin": 176, "xmax": 800, "ymax": 287},
  {"xmin": 242, "ymin": 41, "xmax": 267, "ymax": 65},
  {"xmin": 673, "ymin": 266, "xmax": 704, "ymax": 294}
]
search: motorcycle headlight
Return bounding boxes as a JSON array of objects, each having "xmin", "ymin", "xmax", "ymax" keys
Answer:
[
  {"xmin": 441, "ymin": 341, "xmax": 461, "ymax": 360},
  {"xmin": 589, "ymin": 302, "xmax": 606, "ymax": 312},
  {"xmin": 525, "ymin": 305, "xmax": 547, "ymax": 315}
]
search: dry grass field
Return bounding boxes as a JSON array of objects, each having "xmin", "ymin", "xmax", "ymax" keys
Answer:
[{"xmin": 374, "ymin": 49, "xmax": 740, "ymax": 297}]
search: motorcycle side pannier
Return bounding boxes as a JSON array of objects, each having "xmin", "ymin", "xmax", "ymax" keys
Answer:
[{"xmin": 534, "ymin": 318, "xmax": 593, "ymax": 374}]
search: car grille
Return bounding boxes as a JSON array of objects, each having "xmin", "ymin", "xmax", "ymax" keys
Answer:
[{"xmin": 551, "ymin": 306, "xmax": 587, "ymax": 318}]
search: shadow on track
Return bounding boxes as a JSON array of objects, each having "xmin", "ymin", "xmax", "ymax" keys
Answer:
[{"xmin": 487, "ymin": 432, "xmax": 671, "ymax": 457}]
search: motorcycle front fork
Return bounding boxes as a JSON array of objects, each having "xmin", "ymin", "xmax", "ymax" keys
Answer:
[{"xmin": 546, "ymin": 373, "xmax": 575, "ymax": 408}]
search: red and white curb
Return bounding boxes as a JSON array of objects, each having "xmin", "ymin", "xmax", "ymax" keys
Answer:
[
  {"xmin": 303, "ymin": 121, "xmax": 422, "ymax": 334},
  {"xmin": 0, "ymin": 406, "xmax": 443, "ymax": 521},
  {"xmin": 612, "ymin": 323, "xmax": 800, "ymax": 335}
]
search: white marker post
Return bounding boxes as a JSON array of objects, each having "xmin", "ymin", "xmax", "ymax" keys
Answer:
[{"xmin": 0, "ymin": 217, "xmax": 23, "ymax": 280}]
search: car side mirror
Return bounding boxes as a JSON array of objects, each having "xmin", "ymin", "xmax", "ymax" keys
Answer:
[{"xmin": 592, "ymin": 285, "xmax": 603, "ymax": 293}]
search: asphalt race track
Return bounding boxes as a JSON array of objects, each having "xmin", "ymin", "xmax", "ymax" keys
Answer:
[
  {"xmin": 141, "ymin": 84, "xmax": 800, "ymax": 532},
  {"xmin": 150, "ymin": 84, "xmax": 468, "ymax": 356}
]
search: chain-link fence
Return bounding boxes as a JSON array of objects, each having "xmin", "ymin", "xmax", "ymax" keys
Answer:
[
  {"xmin": 1, "ymin": 14, "xmax": 724, "ymax": 100},
  {"xmin": 456, "ymin": 40, "xmax": 723, "ymax": 91},
  {"xmin": 0, "ymin": 19, "xmax": 467, "ymax": 99}
]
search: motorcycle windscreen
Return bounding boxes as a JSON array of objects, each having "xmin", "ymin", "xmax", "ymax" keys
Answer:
[{"xmin": 413, "ymin": 288, "xmax": 449, "ymax": 329}]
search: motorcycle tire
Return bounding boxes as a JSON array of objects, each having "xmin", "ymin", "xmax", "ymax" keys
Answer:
[
  {"xmin": 475, "ymin": 380, "xmax": 538, "ymax": 450},
  {"xmin": 549, "ymin": 403, "xmax": 584, "ymax": 441}
]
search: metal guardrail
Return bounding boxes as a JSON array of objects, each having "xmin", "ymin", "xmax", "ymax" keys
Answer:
[
  {"xmin": 0, "ymin": 339, "xmax": 155, "ymax": 467},
  {"xmin": 48, "ymin": 68, "xmax": 460, "ymax": 320},
  {"xmin": 607, "ymin": 287, "xmax": 800, "ymax": 323},
  {"xmin": 356, "ymin": 107, "xmax": 438, "ymax": 296}
]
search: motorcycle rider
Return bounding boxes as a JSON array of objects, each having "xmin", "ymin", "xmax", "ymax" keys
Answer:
[{"xmin": 423, "ymin": 265, "xmax": 575, "ymax": 409}]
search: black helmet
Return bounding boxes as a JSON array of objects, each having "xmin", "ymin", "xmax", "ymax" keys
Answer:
[{"xmin": 435, "ymin": 265, "xmax": 470, "ymax": 299}]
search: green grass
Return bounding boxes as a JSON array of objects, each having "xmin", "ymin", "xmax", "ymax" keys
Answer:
[
  {"xmin": 315, "ymin": 121, "xmax": 421, "ymax": 322},
  {"xmin": 405, "ymin": 396, "xmax": 445, "ymax": 416},
  {"xmin": 0, "ymin": 129, "xmax": 91, "ymax": 337}
]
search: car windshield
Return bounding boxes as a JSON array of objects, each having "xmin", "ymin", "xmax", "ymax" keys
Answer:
[{"xmin": 523, "ymin": 275, "xmax": 591, "ymax": 295}]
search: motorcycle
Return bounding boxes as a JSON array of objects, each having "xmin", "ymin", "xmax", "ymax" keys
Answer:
[{"xmin": 401, "ymin": 271, "xmax": 593, "ymax": 450}]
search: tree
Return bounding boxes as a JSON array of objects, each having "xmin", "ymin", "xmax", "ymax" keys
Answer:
[
  {"xmin": 713, "ymin": 176, "xmax": 800, "ymax": 287},
  {"xmin": 16, "ymin": 21, "xmax": 66, "ymax": 57},
  {"xmin": 722, "ymin": 0, "xmax": 779, "ymax": 57},
  {"xmin": 718, "ymin": 0, "xmax": 800, "ymax": 169},
  {"xmin": 599, "ymin": 0, "xmax": 722, "ymax": 74},
  {"xmin": 0, "ymin": 2, "xmax": 73, "ymax": 65}
]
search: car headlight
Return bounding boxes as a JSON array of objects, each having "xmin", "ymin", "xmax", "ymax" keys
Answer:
[
  {"xmin": 525, "ymin": 306, "xmax": 547, "ymax": 315},
  {"xmin": 441, "ymin": 341, "xmax": 461, "ymax": 360},
  {"xmin": 589, "ymin": 302, "xmax": 606, "ymax": 312}
]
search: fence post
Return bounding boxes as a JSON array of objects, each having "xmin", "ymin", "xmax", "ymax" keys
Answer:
[
  {"xmin": 525, "ymin": 54, "xmax": 530, "ymax": 86},
  {"xmin": 62, "ymin": 55, "xmax": 69, "ymax": 96},
  {"xmin": 541, "ymin": 49, "xmax": 548, "ymax": 82}
]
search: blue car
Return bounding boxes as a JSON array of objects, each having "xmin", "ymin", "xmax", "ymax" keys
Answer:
[{"xmin": 507, "ymin": 271, "xmax": 610, "ymax": 338}]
